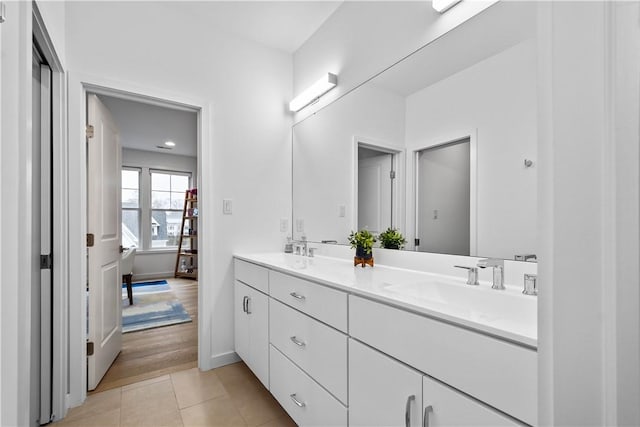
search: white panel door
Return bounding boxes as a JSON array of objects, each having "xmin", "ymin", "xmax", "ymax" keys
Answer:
[
  {"xmin": 358, "ymin": 154, "xmax": 392, "ymax": 234},
  {"xmin": 234, "ymin": 281, "xmax": 269, "ymax": 388},
  {"xmin": 422, "ymin": 375, "xmax": 520, "ymax": 426},
  {"xmin": 349, "ymin": 339, "xmax": 422, "ymax": 427},
  {"xmin": 87, "ymin": 94, "xmax": 122, "ymax": 390},
  {"xmin": 247, "ymin": 287, "xmax": 269, "ymax": 389},
  {"xmin": 234, "ymin": 281, "xmax": 250, "ymax": 363}
]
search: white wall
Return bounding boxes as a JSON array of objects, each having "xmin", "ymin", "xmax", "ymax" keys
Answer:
[
  {"xmin": 122, "ymin": 148, "xmax": 198, "ymax": 280},
  {"xmin": 0, "ymin": 3, "xmax": 33, "ymax": 425},
  {"xmin": 34, "ymin": 1, "xmax": 66, "ymax": 67},
  {"xmin": 405, "ymin": 39, "xmax": 537, "ymax": 259},
  {"xmin": 292, "ymin": 83, "xmax": 405, "ymax": 244},
  {"xmin": 292, "ymin": 0, "xmax": 497, "ymax": 121},
  {"xmin": 65, "ymin": 0, "xmax": 292, "ymax": 385},
  {"xmin": 537, "ymin": 2, "xmax": 640, "ymax": 425}
]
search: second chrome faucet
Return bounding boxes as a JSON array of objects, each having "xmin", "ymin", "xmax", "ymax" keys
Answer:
[{"xmin": 477, "ymin": 258, "xmax": 505, "ymax": 290}]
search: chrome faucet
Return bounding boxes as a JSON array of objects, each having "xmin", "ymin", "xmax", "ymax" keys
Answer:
[
  {"xmin": 477, "ymin": 258, "xmax": 505, "ymax": 290},
  {"xmin": 454, "ymin": 265, "xmax": 479, "ymax": 286},
  {"xmin": 294, "ymin": 235, "xmax": 312, "ymax": 257}
]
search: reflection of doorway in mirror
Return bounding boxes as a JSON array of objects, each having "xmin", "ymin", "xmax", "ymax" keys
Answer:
[
  {"xmin": 356, "ymin": 143, "xmax": 401, "ymax": 235},
  {"xmin": 415, "ymin": 138, "xmax": 470, "ymax": 256}
]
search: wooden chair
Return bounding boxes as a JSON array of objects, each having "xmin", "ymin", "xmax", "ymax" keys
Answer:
[{"xmin": 121, "ymin": 247, "xmax": 136, "ymax": 305}]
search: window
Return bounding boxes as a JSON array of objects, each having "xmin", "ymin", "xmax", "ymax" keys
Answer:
[
  {"xmin": 150, "ymin": 171, "xmax": 190, "ymax": 248},
  {"xmin": 121, "ymin": 168, "xmax": 140, "ymax": 248}
]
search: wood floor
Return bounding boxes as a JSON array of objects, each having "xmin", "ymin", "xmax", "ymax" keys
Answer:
[{"xmin": 93, "ymin": 278, "xmax": 198, "ymax": 394}]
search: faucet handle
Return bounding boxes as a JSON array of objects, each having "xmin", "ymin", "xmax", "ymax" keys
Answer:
[
  {"xmin": 454, "ymin": 265, "xmax": 479, "ymax": 286},
  {"xmin": 308, "ymin": 248, "xmax": 316, "ymax": 258}
]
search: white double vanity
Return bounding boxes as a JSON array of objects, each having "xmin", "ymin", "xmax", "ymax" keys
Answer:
[{"xmin": 234, "ymin": 252, "xmax": 537, "ymax": 426}]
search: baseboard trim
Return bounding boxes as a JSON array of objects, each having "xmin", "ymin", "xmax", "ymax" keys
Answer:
[
  {"xmin": 202, "ymin": 352, "xmax": 241, "ymax": 371},
  {"xmin": 132, "ymin": 272, "xmax": 174, "ymax": 282}
]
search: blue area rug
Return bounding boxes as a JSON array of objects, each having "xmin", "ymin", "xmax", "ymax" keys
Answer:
[{"xmin": 122, "ymin": 280, "xmax": 192, "ymax": 333}]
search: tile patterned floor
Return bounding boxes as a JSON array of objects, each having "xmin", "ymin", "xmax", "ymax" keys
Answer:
[{"xmin": 56, "ymin": 362, "xmax": 296, "ymax": 427}]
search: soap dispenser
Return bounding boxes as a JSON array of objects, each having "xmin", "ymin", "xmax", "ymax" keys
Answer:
[{"xmin": 284, "ymin": 236, "xmax": 293, "ymax": 254}]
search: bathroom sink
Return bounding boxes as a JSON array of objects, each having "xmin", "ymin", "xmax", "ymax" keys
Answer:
[{"xmin": 382, "ymin": 278, "xmax": 536, "ymax": 337}]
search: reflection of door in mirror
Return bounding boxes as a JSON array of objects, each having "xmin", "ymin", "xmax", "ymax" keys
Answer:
[
  {"xmin": 416, "ymin": 138, "xmax": 470, "ymax": 256},
  {"xmin": 358, "ymin": 147, "xmax": 393, "ymax": 234}
]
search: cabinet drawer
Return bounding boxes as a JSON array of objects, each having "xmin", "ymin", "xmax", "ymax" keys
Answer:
[
  {"xmin": 269, "ymin": 270, "xmax": 347, "ymax": 332},
  {"xmin": 270, "ymin": 299, "xmax": 348, "ymax": 404},
  {"xmin": 270, "ymin": 345, "xmax": 347, "ymax": 427},
  {"xmin": 349, "ymin": 295, "xmax": 537, "ymax": 426},
  {"xmin": 234, "ymin": 259, "xmax": 269, "ymax": 294},
  {"xmin": 423, "ymin": 375, "xmax": 519, "ymax": 426}
]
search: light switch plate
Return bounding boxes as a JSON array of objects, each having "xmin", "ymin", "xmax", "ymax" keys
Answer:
[
  {"xmin": 338, "ymin": 205, "xmax": 346, "ymax": 217},
  {"xmin": 223, "ymin": 199, "xmax": 233, "ymax": 215},
  {"xmin": 296, "ymin": 219, "xmax": 304, "ymax": 232},
  {"xmin": 280, "ymin": 218, "xmax": 289, "ymax": 232}
]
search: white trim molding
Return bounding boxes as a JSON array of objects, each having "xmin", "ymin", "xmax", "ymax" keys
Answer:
[{"xmin": 66, "ymin": 72, "xmax": 214, "ymax": 408}]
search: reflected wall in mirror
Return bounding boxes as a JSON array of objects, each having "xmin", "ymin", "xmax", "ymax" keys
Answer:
[{"xmin": 292, "ymin": 2, "xmax": 538, "ymax": 260}]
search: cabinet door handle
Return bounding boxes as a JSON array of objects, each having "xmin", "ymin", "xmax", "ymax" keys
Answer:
[
  {"xmin": 246, "ymin": 297, "xmax": 252, "ymax": 314},
  {"xmin": 290, "ymin": 292, "xmax": 306, "ymax": 300},
  {"xmin": 405, "ymin": 395, "xmax": 415, "ymax": 427},
  {"xmin": 423, "ymin": 405, "xmax": 433, "ymax": 427},
  {"xmin": 290, "ymin": 336, "xmax": 306, "ymax": 347},
  {"xmin": 289, "ymin": 393, "xmax": 306, "ymax": 408},
  {"xmin": 242, "ymin": 296, "xmax": 248, "ymax": 313}
]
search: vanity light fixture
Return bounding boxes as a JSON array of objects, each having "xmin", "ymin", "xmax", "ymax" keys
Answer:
[
  {"xmin": 432, "ymin": 0, "xmax": 462, "ymax": 13},
  {"xmin": 289, "ymin": 72, "xmax": 338, "ymax": 112},
  {"xmin": 164, "ymin": 141, "xmax": 176, "ymax": 147}
]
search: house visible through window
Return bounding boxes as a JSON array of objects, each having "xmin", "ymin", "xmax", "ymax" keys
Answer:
[
  {"xmin": 151, "ymin": 171, "xmax": 190, "ymax": 248},
  {"xmin": 121, "ymin": 168, "xmax": 191, "ymax": 250},
  {"xmin": 121, "ymin": 168, "xmax": 140, "ymax": 248}
]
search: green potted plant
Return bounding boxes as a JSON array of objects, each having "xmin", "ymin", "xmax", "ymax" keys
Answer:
[
  {"xmin": 378, "ymin": 227, "xmax": 407, "ymax": 250},
  {"xmin": 348, "ymin": 229, "xmax": 377, "ymax": 267}
]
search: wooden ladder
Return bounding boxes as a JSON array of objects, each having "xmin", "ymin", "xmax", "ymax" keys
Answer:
[{"xmin": 174, "ymin": 189, "xmax": 198, "ymax": 279}]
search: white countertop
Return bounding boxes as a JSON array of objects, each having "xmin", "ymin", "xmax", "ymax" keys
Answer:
[{"xmin": 234, "ymin": 252, "xmax": 537, "ymax": 348}]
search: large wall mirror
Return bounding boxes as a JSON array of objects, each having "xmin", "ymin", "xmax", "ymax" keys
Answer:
[{"xmin": 292, "ymin": 2, "xmax": 538, "ymax": 260}]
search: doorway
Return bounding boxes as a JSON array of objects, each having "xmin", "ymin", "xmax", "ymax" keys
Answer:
[
  {"xmin": 355, "ymin": 140, "xmax": 403, "ymax": 235},
  {"xmin": 85, "ymin": 92, "xmax": 200, "ymax": 392},
  {"xmin": 32, "ymin": 39, "xmax": 54, "ymax": 426},
  {"xmin": 414, "ymin": 138, "xmax": 471, "ymax": 256}
]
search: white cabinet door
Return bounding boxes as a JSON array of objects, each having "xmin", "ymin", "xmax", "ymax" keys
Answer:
[
  {"xmin": 234, "ymin": 281, "xmax": 250, "ymax": 363},
  {"xmin": 349, "ymin": 339, "xmax": 422, "ymax": 427},
  {"xmin": 247, "ymin": 286, "xmax": 269, "ymax": 388},
  {"xmin": 234, "ymin": 280, "xmax": 269, "ymax": 388},
  {"xmin": 422, "ymin": 375, "xmax": 520, "ymax": 427}
]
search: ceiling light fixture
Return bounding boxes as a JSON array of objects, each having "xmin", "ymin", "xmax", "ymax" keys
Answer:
[
  {"xmin": 164, "ymin": 141, "xmax": 176, "ymax": 147},
  {"xmin": 432, "ymin": 0, "xmax": 462, "ymax": 13},
  {"xmin": 289, "ymin": 72, "xmax": 338, "ymax": 112}
]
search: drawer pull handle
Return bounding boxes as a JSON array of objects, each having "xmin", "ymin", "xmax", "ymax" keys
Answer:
[
  {"xmin": 423, "ymin": 405, "xmax": 433, "ymax": 427},
  {"xmin": 242, "ymin": 296, "xmax": 248, "ymax": 313},
  {"xmin": 246, "ymin": 297, "xmax": 252, "ymax": 314},
  {"xmin": 290, "ymin": 336, "xmax": 306, "ymax": 347},
  {"xmin": 405, "ymin": 395, "xmax": 415, "ymax": 427},
  {"xmin": 290, "ymin": 393, "xmax": 306, "ymax": 408},
  {"xmin": 290, "ymin": 292, "xmax": 306, "ymax": 300}
]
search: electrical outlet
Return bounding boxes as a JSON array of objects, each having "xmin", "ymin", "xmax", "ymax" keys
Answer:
[
  {"xmin": 223, "ymin": 199, "xmax": 233, "ymax": 215},
  {"xmin": 338, "ymin": 205, "xmax": 346, "ymax": 217},
  {"xmin": 296, "ymin": 219, "xmax": 304, "ymax": 232},
  {"xmin": 280, "ymin": 218, "xmax": 289, "ymax": 232}
]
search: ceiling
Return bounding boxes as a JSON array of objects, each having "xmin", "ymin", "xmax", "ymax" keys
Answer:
[
  {"xmin": 99, "ymin": 95, "xmax": 198, "ymax": 157},
  {"xmin": 371, "ymin": 1, "xmax": 536, "ymax": 97},
  {"xmin": 161, "ymin": 1, "xmax": 343, "ymax": 54},
  {"xmin": 96, "ymin": 2, "xmax": 344, "ymax": 157}
]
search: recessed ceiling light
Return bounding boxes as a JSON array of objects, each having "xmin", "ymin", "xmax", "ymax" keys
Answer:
[{"xmin": 164, "ymin": 141, "xmax": 176, "ymax": 147}]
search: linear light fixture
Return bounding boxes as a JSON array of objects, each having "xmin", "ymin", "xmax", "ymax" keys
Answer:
[
  {"xmin": 432, "ymin": 0, "xmax": 462, "ymax": 13},
  {"xmin": 289, "ymin": 72, "xmax": 338, "ymax": 112}
]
